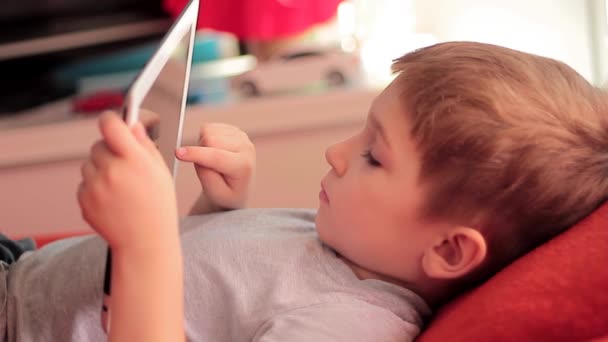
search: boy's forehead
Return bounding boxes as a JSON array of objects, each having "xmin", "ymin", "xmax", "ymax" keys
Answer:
[
  {"xmin": 367, "ymin": 84, "xmax": 417, "ymax": 152},
  {"xmin": 369, "ymin": 81, "xmax": 408, "ymax": 125},
  {"xmin": 375, "ymin": 79, "xmax": 405, "ymax": 107}
]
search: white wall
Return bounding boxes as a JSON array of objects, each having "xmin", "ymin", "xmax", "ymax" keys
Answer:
[
  {"xmin": 588, "ymin": 0, "xmax": 608, "ymax": 85},
  {"xmin": 413, "ymin": 0, "xmax": 595, "ymax": 82}
]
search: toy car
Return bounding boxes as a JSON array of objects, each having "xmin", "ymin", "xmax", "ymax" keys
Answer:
[{"xmin": 232, "ymin": 48, "xmax": 360, "ymax": 97}]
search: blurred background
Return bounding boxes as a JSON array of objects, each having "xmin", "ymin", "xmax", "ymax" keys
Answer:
[{"xmin": 0, "ymin": 0, "xmax": 606, "ymax": 127}]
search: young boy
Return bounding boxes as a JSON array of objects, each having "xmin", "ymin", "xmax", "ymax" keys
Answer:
[{"xmin": 2, "ymin": 41, "xmax": 607, "ymax": 341}]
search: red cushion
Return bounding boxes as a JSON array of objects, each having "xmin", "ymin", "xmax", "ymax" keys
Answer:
[{"xmin": 418, "ymin": 201, "xmax": 608, "ymax": 342}]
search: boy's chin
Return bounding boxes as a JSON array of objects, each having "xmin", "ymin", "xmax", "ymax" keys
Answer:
[
  {"xmin": 314, "ymin": 215, "xmax": 323, "ymax": 232},
  {"xmin": 314, "ymin": 216, "xmax": 329, "ymax": 241}
]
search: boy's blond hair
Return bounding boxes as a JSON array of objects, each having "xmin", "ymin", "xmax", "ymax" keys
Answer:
[{"xmin": 392, "ymin": 42, "xmax": 608, "ymax": 281}]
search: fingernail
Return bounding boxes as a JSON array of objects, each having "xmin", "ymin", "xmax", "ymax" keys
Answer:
[
  {"xmin": 131, "ymin": 123, "xmax": 144, "ymax": 138},
  {"xmin": 176, "ymin": 147, "xmax": 187, "ymax": 157}
]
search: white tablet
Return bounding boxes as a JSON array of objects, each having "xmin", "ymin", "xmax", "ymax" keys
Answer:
[
  {"xmin": 122, "ymin": 0, "xmax": 199, "ymax": 180},
  {"xmin": 102, "ymin": 0, "xmax": 199, "ymax": 333}
]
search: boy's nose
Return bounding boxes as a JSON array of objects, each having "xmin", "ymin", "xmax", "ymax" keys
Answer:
[{"xmin": 325, "ymin": 141, "xmax": 347, "ymax": 177}]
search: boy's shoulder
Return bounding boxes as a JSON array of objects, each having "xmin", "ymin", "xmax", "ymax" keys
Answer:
[
  {"xmin": 180, "ymin": 207, "xmax": 318, "ymax": 232},
  {"xmin": 256, "ymin": 300, "xmax": 423, "ymax": 341}
]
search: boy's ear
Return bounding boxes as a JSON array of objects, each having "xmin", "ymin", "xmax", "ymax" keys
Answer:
[{"xmin": 421, "ymin": 227, "xmax": 487, "ymax": 280}]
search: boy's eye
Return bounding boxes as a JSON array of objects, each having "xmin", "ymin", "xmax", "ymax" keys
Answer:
[{"xmin": 361, "ymin": 150, "xmax": 381, "ymax": 167}]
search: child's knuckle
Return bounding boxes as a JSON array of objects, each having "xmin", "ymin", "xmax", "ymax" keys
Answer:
[
  {"xmin": 103, "ymin": 166, "xmax": 121, "ymax": 189},
  {"xmin": 88, "ymin": 182, "xmax": 105, "ymax": 206},
  {"xmin": 200, "ymin": 134, "xmax": 219, "ymax": 147}
]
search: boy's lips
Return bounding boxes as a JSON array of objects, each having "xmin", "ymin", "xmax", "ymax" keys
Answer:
[{"xmin": 319, "ymin": 182, "xmax": 330, "ymax": 203}]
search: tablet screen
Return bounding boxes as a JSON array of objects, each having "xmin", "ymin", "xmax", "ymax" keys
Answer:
[{"xmin": 137, "ymin": 28, "xmax": 192, "ymax": 179}]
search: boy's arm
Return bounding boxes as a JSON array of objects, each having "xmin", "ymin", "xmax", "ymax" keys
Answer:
[
  {"xmin": 110, "ymin": 236, "xmax": 184, "ymax": 342},
  {"xmin": 77, "ymin": 112, "xmax": 185, "ymax": 341},
  {"xmin": 176, "ymin": 123, "xmax": 256, "ymax": 216}
]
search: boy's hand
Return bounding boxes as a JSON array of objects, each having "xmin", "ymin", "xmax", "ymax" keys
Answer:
[
  {"xmin": 77, "ymin": 112, "xmax": 178, "ymax": 252},
  {"xmin": 176, "ymin": 123, "xmax": 255, "ymax": 210}
]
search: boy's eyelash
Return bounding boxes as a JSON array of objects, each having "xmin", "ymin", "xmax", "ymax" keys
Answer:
[{"xmin": 361, "ymin": 150, "xmax": 381, "ymax": 167}]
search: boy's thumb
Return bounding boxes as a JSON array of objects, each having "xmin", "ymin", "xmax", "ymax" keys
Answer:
[{"xmin": 131, "ymin": 122, "xmax": 155, "ymax": 149}]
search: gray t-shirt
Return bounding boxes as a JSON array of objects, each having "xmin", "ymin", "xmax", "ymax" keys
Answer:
[{"xmin": 1, "ymin": 208, "xmax": 430, "ymax": 341}]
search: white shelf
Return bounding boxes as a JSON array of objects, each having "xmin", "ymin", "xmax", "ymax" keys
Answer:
[
  {"xmin": 0, "ymin": 87, "xmax": 378, "ymax": 236},
  {"xmin": 0, "ymin": 87, "xmax": 378, "ymax": 169}
]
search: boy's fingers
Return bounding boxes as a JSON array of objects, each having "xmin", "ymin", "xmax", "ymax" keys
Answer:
[
  {"xmin": 138, "ymin": 109, "xmax": 160, "ymax": 129},
  {"xmin": 199, "ymin": 123, "xmax": 241, "ymax": 138},
  {"xmin": 98, "ymin": 111, "xmax": 137, "ymax": 157},
  {"xmin": 176, "ymin": 146, "xmax": 245, "ymax": 176},
  {"xmin": 199, "ymin": 126, "xmax": 250, "ymax": 146},
  {"xmin": 199, "ymin": 167, "xmax": 228, "ymax": 187},
  {"xmin": 81, "ymin": 160, "xmax": 97, "ymax": 182},
  {"xmin": 90, "ymin": 141, "xmax": 114, "ymax": 169},
  {"xmin": 76, "ymin": 182, "xmax": 87, "ymax": 210},
  {"xmin": 198, "ymin": 167, "xmax": 232, "ymax": 194},
  {"xmin": 131, "ymin": 121, "xmax": 157, "ymax": 151},
  {"xmin": 199, "ymin": 134, "xmax": 251, "ymax": 152}
]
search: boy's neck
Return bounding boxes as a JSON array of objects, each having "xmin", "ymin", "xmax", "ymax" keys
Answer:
[
  {"xmin": 337, "ymin": 254, "xmax": 380, "ymax": 280},
  {"xmin": 336, "ymin": 253, "xmax": 443, "ymax": 308}
]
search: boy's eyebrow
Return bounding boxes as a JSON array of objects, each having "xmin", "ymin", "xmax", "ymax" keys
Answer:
[{"xmin": 369, "ymin": 113, "xmax": 391, "ymax": 149}]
